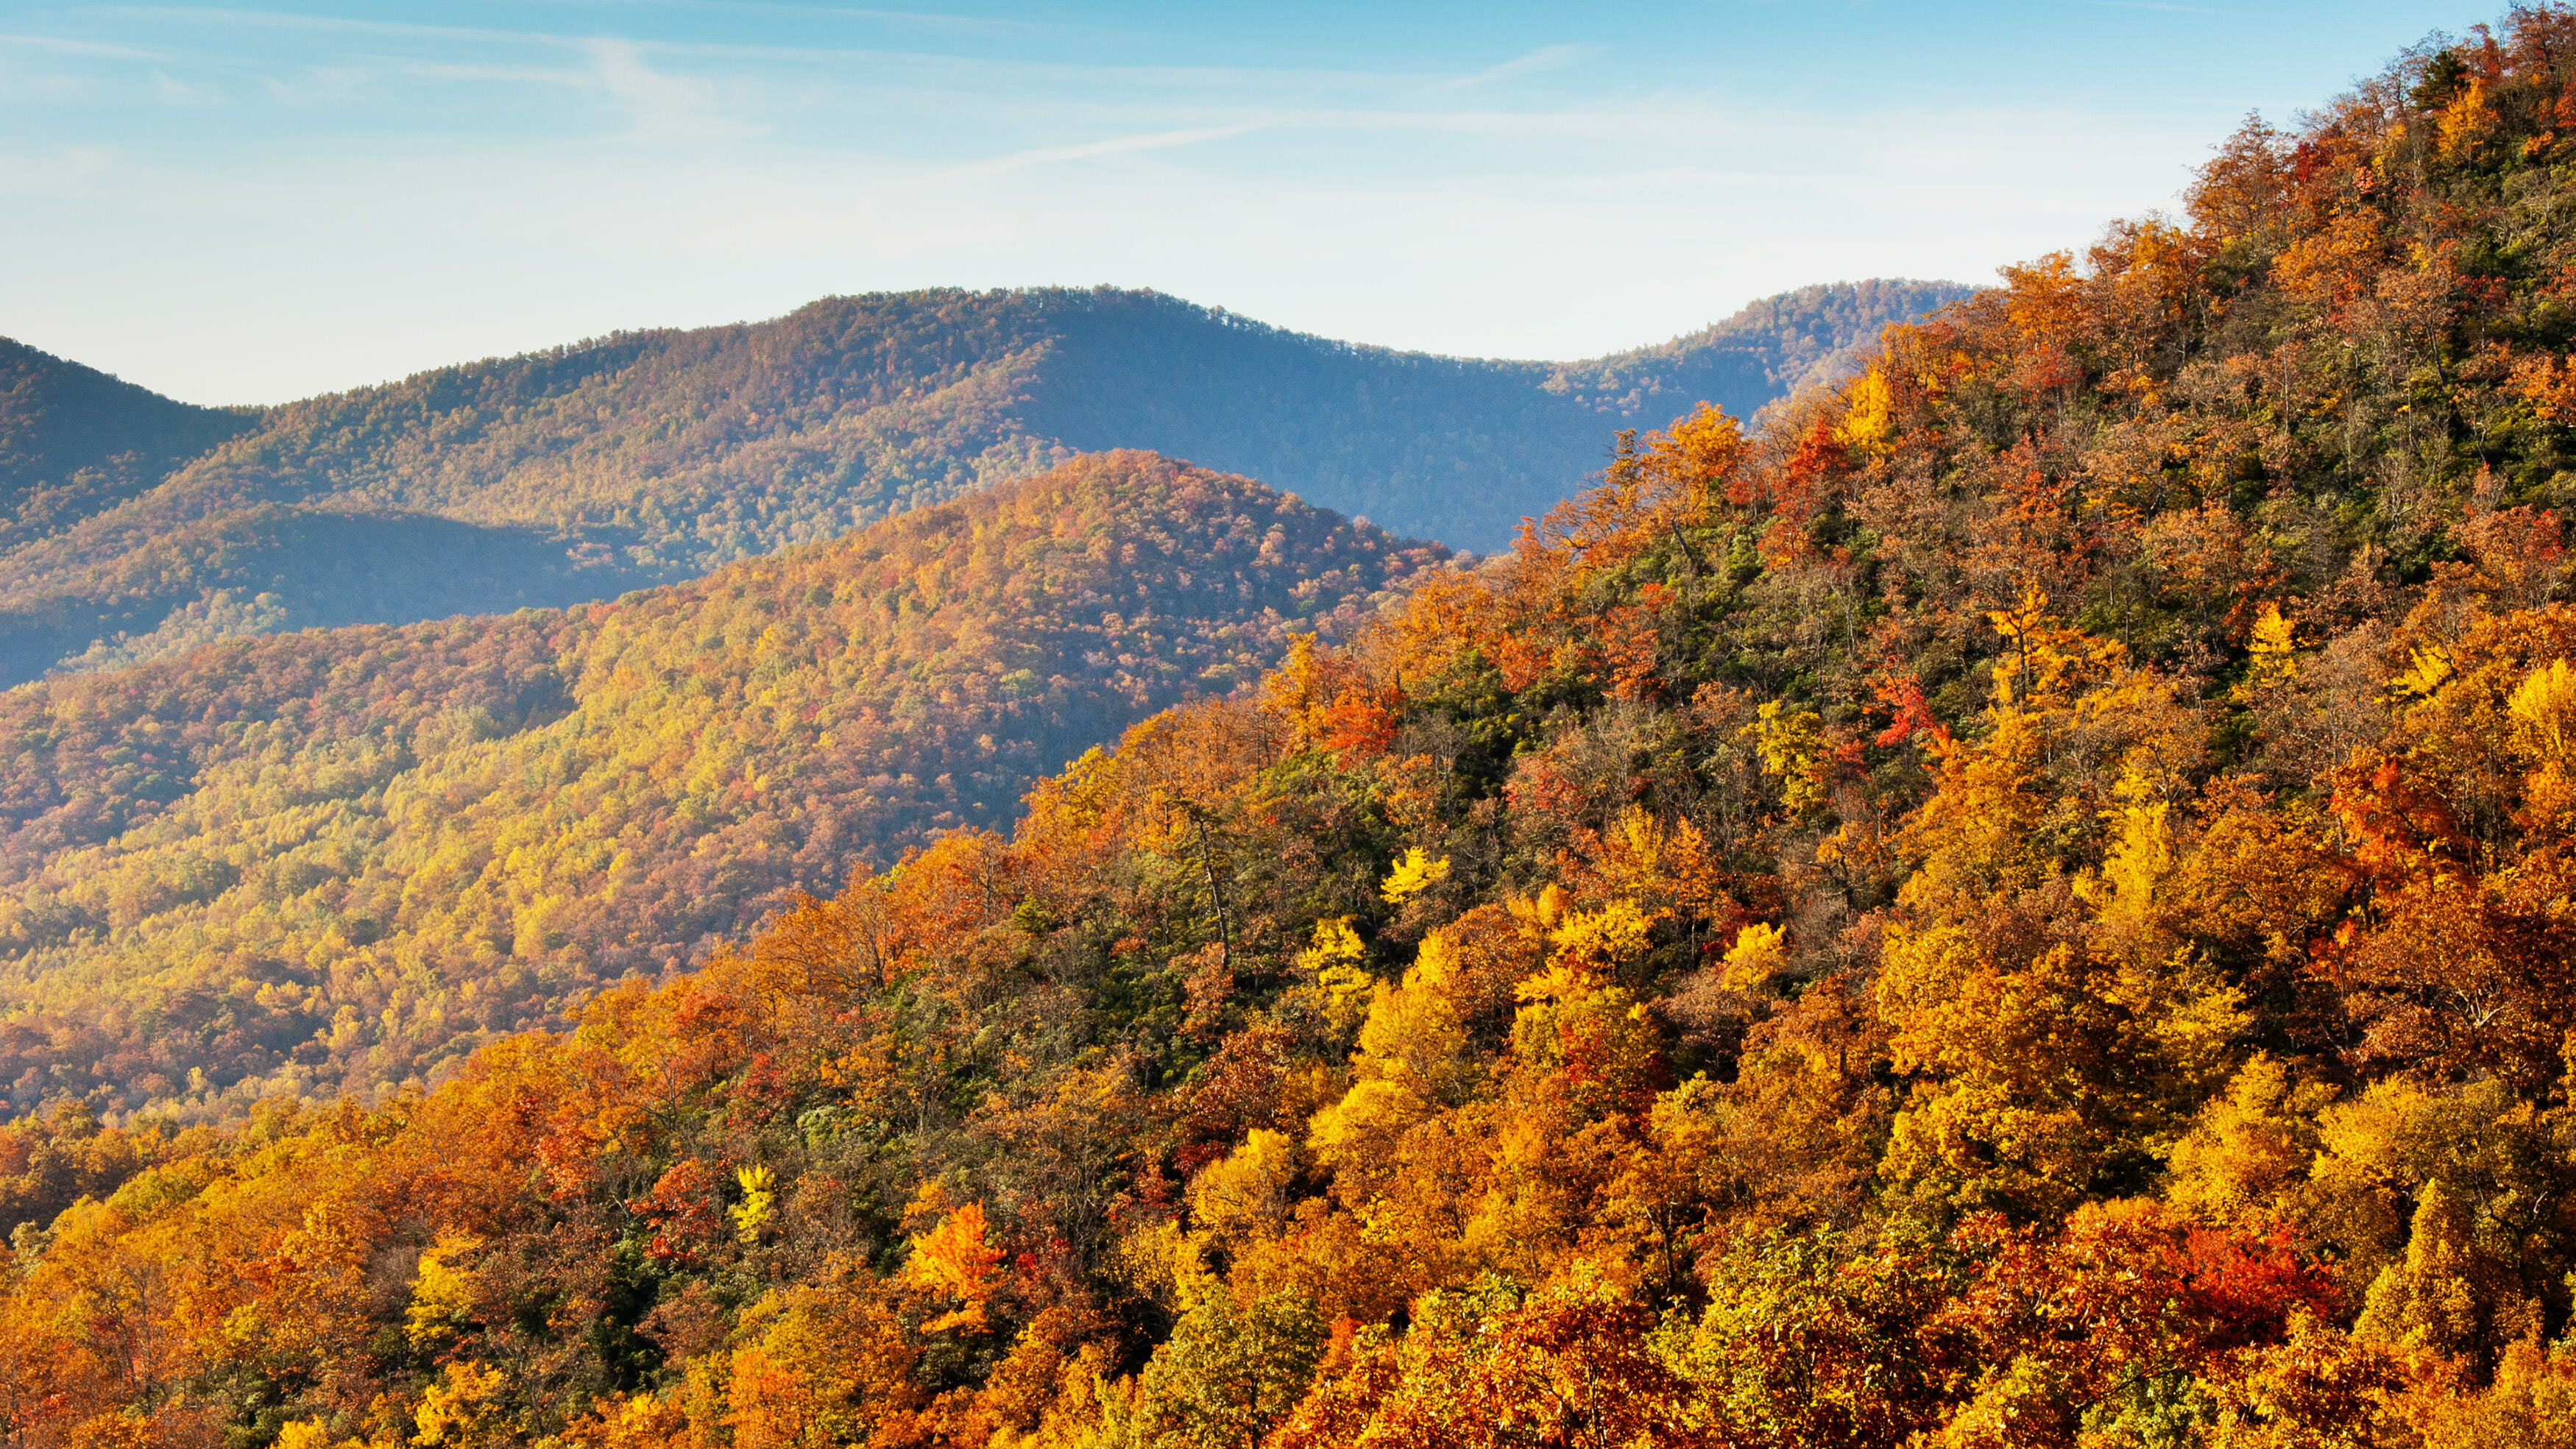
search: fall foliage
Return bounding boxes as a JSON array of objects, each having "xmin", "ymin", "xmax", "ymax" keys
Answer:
[
  {"xmin": 21, "ymin": 10, "xmax": 2576, "ymax": 1447},
  {"xmin": 0, "ymin": 451, "xmax": 1438, "ymax": 1122}
]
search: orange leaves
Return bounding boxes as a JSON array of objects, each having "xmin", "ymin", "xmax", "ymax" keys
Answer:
[
  {"xmin": 1764, "ymin": 417, "xmax": 1847, "ymax": 522},
  {"xmin": 1379, "ymin": 569, "xmax": 1506, "ymax": 690},
  {"xmin": 1490, "ymin": 397, "xmax": 1750, "ymax": 630},
  {"xmin": 1259, "ymin": 633, "xmax": 1335, "ymax": 731},
  {"xmin": 1510, "ymin": 958, "xmax": 1664, "ymax": 1122},
  {"xmin": 1490, "ymin": 631, "xmax": 1556, "ymax": 693},
  {"xmin": 1994, "ymin": 251, "xmax": 2093, "ymax": 398},
  {"xmin": 1578, "ymin": 804, "xmax": 1729, "ymax": 937},
  {"xmin": 1999, "ymin": 250, "xmax": 2090, "ymax": 347},
  {"xmin": 2329, "ymin": 749, "xmax": 2469, "ymax": 873},
  {"xmin": 1942, "ymin": 1201, "xmax": 2342, "ymax": 1403},
  {"xmin": 64, "ymin": 88, "xmax": 2576, "ymax": 1439},
  {"xmin": 2269, "ymin": 211, "xmax": 2386, "ymax": 311},
  {"xmin": 1549, "ymin": 408, "xmax": 1736, "ymax": 564},
  {"xmin": 2508, "ymin": 350, "xmax": 2576, "ymax": 423},
  {"xmin": 1262, "ymin": 634, "xmax": 1402, "ymax": 763},
  {"xmin": 631, "ymin": 1158, "xmax": 722, "ymax": 1264},
  {"xmin": 900, "ymin": 1199, "xmax": 1008, "ymax": 1336},
  {"xmin": 1597, "ymin": 586, "xmax": 1670, "ymax": 701},
  {"xmin": 1281, "ymin": 1270, "xmax": 1708, "ymax": 1449},
  {"xmin": 2438, "ymin": 76, "xmax": 2498, "ymax": 159},
  {"xmin": 1317, "ymin": 692, "xmax": 1401, "ymax": 762},
  {"xmin": 1656, "ymin": 403, "xmax": 1751, "ymax": 503},
  {"xmin": 2452, "ymin": 506, "xmax": 2571, "ymax": 611},
  {"xmin": 1870, "ymin": 674, "xmax": 1943, "ymax": 750},
  {"xmin": 723, "ymin": 1270, "xmax": 922, "ymax": 1449},
  {"xmin": 2089, "ymin": 218, "xmax": 2205, "ymax": 361}
]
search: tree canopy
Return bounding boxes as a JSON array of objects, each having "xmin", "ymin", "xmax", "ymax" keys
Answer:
[
  {"xmin": 0, "ymin": 450, "xmax": 1439, "ymax": 1124},
  {"xmin": 18, "ymin": 7, "xmax": 2576, "ymax": 1445}
]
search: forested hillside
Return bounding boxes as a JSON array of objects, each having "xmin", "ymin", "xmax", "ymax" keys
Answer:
[
  {"xmin": 0, "ymin": 280, "xmax": 1969, "ymax": 685},
  {"xmin": 0, "ymin": 339, "xmax": 252, "ymax": 552},
  {"xmin": 7, "ymin": 10, "xmax": 2576, "ymax": 1446},
  {"xmin": 0, "ymin": 451, "xmax": 1437, "ymax": 1127}
]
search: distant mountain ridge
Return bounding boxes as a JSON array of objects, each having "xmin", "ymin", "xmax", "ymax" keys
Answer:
[{"xmin": 0, "ymin": 280, "xmax": 1973, "ymax": 686}]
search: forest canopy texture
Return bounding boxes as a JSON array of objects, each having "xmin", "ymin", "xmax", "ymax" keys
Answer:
[
  {"xmin": 0, "ymin": 280, "xmax": 1967, "ymax": 687},
  {"xmin": 0, "ymin": 450, "xmax": 1438, "ymax": 1124},
  {"xmin": 18, "ymin": 7, "xmax": 2576, "ymax": 1448}
]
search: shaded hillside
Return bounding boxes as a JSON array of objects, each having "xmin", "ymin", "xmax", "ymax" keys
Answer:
[
  {"xmin": 0, "ymin": 280, "xmax": 1970, "ymax": 684},
  {"xmin": 0, "ymin": 451, "xmax": 1439, "ymax": 1119},
  {"xmin": 1013, "ymin": 278, "xmax": 1973, "ymax": 538},
  {"xmin": 0, "ymin": 507, "xmax": 661, "ymax": 685},
  {"xmin": 0, "ymin": 338, "xmax": 253, "ymax": 552}
]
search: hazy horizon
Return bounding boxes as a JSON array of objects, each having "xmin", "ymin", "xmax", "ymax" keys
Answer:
[{"xmin": 5, "ymin": 0, "xmax": 2469, "ymax": 405}]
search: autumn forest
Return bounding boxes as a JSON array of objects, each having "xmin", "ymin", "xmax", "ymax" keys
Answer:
[{"xmin": 10, "ymin": 8, "xmax": 2576, "ymax": 1448}]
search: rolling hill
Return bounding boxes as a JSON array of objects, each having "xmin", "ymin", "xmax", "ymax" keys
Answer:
[
  {"xmin": 0, "ymin": 280, "xmax": 1971, "ymax": 686},
  {"xmin": 0, "ymin": 450, "xmax": 1441, "ymax": 1119}
]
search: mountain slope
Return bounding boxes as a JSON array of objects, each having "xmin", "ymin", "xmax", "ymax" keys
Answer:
[
  {"xmin": 16, "ymin": 15, "xmax": 2576, "ymax": 1445},
  {"xmin": 0, "ymin": 280, "xmax": 1971, "ymax": 684},
  {"xmin": 0, "ymin": 450, "xmax": 1439, "ymax": 1119},
  {"xmin": 0, "ymin": 338, "xmax": 252, "ymax": 552}
]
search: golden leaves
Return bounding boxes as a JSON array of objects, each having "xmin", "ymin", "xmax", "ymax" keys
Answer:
[
  {"xmin": 729, "ymin": 1165, "xmax": 776, "ymax": 1245},
  {"xmin": 1719, "ymin": 922, "xmax": 1787, "ymax": 994},
  {"xmin": 2391, "ymin": 643, "xmax": 2455, "ymax": 701},
  {"xmin": 899, "ymin": 1201, "xmax": 1006, "ymax": 1336},
  {"xmin": 2438, "ymin": 76, "xmax": 2497, "ymax": 158},
  {"xmin": 410, "ymin": 1360, "xmax": 506, "ymax": 1447},
  {"xmin": 403, "ymin": 1231, "xmax": 484, "ymax": 1351},
  {"xmin": 1738, "ymin": 701, "xmax": 1826, "ymax": 815},
  {"xmin": 2507, "ymin": 657, "xmax": 2576, "ymax": 762},
  {"xmin": 1297, "ymin": 917, "xmax": 1373, "ymax": 1030},
  {"xmin": 1379, "ymin": 848, "xmax": 1451, "ymax": 904},
  {"xmin": 1834, "ymin": 366, "xmax": 1896, "ymax": 455},
  {"xmin": 2247, "ymin": 601, "xmax": 2301, "ymax": 687}
]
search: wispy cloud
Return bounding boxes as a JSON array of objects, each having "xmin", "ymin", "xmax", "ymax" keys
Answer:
[
  {"xmin": 1438, "ymin": 43, "xmax": 1602, "ymax": 91},
  {"xmin": 0, "ymin": 32, "xmax": 169, "ymax": 60},
  {"xmin": 400, "ymin": 43, "xmax": 765, "ymax": 140},
  {"xmin": 651, "ymin": 37, "xmax": 1441, "ymax": 96},
  {"xmin": 517, "ymin": 0, "xmax": 1081, "ymax": 39},
  {"xmin": 85, "ymin": 7, "xmax": 580, "ymax": 48},
  {"xmin": 584, "ymin": 36, "xmax": 765, "ymax": 140},
  {"xmin": 405, "ymin": 60, "xmax": 595, "ymax": 87},
  {"xmin": 150, "ymin": 68, "xmax": 226, "ymax": 102},
  {"xmin": 15, "ymin": 0, "xmax": 2384, "ymax": 407},
  {"xmin": 942, "ymin": 121, "xmax": 1265, "ymax": 179},
  {"xmin": 256, "ymin": 64, "xmax": 378, "ymax": 104},
  {"xmin": 81, "ymin": 7, "xmax": 1432, "ymax": 106}
]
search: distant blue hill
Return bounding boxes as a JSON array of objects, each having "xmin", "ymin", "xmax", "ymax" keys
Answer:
[{"xmin": 0, "ymin": 280, "xmax": 1972, "ymax": 686}]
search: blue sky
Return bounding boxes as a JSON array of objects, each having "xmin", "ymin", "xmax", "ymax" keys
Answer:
[{"xmin": 2, "ymin": 1, "xmax": 2473, "ymax": 404}]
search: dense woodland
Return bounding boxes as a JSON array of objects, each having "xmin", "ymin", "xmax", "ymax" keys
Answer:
[
  {"xmin": 0, "ymin": 451, "xmax": 1436, "ymax": 1125},
  {"xmin": 16, "ymin": 10, "xmax": 2576, "ymax": 1446},
  {"xmin": 0, "ymin": 337, "xmax": 251, "ymax": 532},
  {"xmin": 0, "ymin": 282, "xmax": 1967, "ymax": 686}
]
